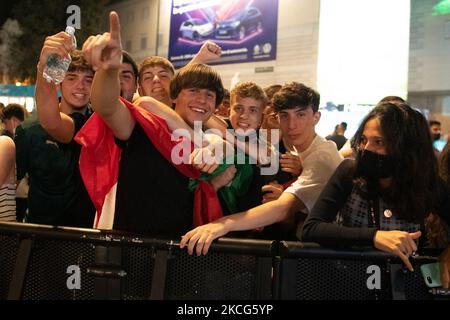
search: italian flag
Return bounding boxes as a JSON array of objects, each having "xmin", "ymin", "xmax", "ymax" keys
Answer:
[{"xmin": 75, "ymin": 97, "xmax": 223, "ymax": 229}]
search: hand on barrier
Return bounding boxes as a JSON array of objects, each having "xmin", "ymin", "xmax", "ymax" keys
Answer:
[
  {"xmin": 373, "ymin": 230, "xmax": 421, "ymax": 272},
  {"xmin": 438, "ymin": 245, "xmax": 450, "ymax": 289},
  {"xmin": 82, "ymin": 11, "xmax": 122, "ymax": 71},
  {"xmin": 180, "ymin": 221, "xmax": 229, "ymax": 256}
]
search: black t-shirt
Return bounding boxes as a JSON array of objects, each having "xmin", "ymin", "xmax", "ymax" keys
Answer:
[
  {"xmin": 113, "ymin": 122, "xmax": 193, "ymax": 238},
  {"xmin": 15, "ymin": 112, "xmax": 95, "ymax": 227}
]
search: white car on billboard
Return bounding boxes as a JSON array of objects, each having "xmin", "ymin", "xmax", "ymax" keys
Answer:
[{"xmin": 179, "ymin": 18, "xmax": 214, "ymax": 41}]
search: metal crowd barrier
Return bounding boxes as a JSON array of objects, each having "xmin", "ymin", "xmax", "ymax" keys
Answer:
[
  {"xmin": 0, "ymin": 222, "xmax": 274, "ymax": 300},
  {"xmin": 0, "ymin": 222, "xmax": 445, "ymax": 300},
  {"xmin": 277, "ymin": 241, "xmax": 441, "ymax": 300}
]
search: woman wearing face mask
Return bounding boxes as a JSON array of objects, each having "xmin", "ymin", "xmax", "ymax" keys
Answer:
[{"xmin": 301, "ymin": 101, "xmax": 450, "ymax": 288}]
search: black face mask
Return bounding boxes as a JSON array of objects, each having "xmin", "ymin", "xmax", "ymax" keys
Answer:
[
  {"xmin": 432, "ymin": 133, "xmax": 441, "ymax": 141},
  {"xmin": 357, "ymin": 149, "xmax": 395, "ymax": 179}
]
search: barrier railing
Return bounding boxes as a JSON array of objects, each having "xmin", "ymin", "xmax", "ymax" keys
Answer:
[
  {"xmin": 278, "ymin": 241, "xmax": 439, "ymax": 300},
  {"xmin": 0, "ymin": 222, "xmax": 275, "ymax": 300},
  {"xmin": 0, "ymin": 222, "xmax": 446, "ymax": 300}
]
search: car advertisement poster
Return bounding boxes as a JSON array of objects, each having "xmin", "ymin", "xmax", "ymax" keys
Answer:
[{"xmin": 168, "ymin": 0, "xmax": 278, "ymax": 68}]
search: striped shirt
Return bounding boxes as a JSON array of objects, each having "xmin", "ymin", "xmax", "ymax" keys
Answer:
[{"xmin": 0, "ymin": 183, "xmax": 16, "ymax": 222}]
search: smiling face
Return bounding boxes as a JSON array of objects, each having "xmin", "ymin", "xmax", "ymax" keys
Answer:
[
  {"xmin": 173, "ymin": 87, "xmax": 217, "ymax": 127},
  {"xmin": 229, "ymin": 95, "xmax": 264, "ymax": 132},
  {"xmin": 170, "ymin": 64, "xmax": 224, "ymax": 127},
  {"xmin": 60, "ymin": 70, "xmax": 93, "ymax": 110},
  {"xmin": 138, "ymin": 65, "xmax": 173, "ymax": 106}
]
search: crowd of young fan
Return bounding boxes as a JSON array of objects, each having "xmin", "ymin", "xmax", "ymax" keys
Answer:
[{"xmin": 1, "ymin": 11, "xmax": 449, "ymax": 288}]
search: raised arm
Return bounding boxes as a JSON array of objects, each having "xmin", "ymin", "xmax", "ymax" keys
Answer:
[
  {"xmin": 189, "ymin": 41, "xmax": 222, "ymax": 65},
  {"xmin": 136, "ymin": 95, "xmax": 232, "ymax": 174},
  {"xmin": 35, "ymin": 32, "xmax": 77, "ymax": 143},
  {"xmin": 82, "ymin": 11, "xmax": 135, "ymax": 141},
  {"xmin": 134, "ymin": 96, "xmax": 195, "ymax": 136}
]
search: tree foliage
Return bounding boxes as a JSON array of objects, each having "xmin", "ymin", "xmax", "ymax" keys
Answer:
[
  {"xmin": 7, "ymin": 0, "xmax": 109, "ymax": 83},
  {"xmin": 0, "ymin": 19, "xmax": 23, "ymax": 83}
]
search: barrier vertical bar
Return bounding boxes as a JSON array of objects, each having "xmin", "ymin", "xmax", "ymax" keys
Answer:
[
  {"xmin": 7, "ymin": 238, "xmax": 33, "ymax": 300},
  {"xmin": 150, "ymin": 250, "xmax": 168, "ymax": 300}
]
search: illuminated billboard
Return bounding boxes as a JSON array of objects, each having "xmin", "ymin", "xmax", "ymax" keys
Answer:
[{"xmin": 168, "ymin": 0, "xmax": 278, "ymax": 68}]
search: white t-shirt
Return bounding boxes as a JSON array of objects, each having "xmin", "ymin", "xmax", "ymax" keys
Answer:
[{"xmin": 284, "ymin": 135, "xmax": 343, "ymax": 214}]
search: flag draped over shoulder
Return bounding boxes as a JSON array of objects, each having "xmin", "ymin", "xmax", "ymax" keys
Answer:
[
  {"xmin": 74, "ymin": 97, "xmax": 223, "ymax": 228},
  {"xmin": 189, "ymin": 159, "xmax": 254, "ymax": 214}
]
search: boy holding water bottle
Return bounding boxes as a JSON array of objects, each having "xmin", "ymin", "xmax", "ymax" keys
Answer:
[{"xmin": 14, "ymin": 29, "xmax": 96, "ymax": 227}]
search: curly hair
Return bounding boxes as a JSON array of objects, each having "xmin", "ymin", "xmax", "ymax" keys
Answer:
[
  {"xmin": 351, "ymin": 102, "xmax": 440, "ymax": 223},
  {"xmin": 231, "ymin": 81, "xmax": 267, "ymax": 107},
  {"xmin": 68, "ymin": 50, "xmax": 93, "ymax": 73}
]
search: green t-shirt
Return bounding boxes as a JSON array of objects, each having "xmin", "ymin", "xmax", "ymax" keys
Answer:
[{"xmin": 15, "ymin": 112, "xmax": 95, "ymax": 227}]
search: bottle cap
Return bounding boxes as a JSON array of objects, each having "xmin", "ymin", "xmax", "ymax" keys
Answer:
[
  {"xmin": 65, "ymin": 26, "xmax": 77, "ymax": 49},
  {"xmin": 65, "ymin": 26, "xmax": 75, "ymax": 35}
]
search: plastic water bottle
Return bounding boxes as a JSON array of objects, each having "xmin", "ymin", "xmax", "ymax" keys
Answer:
[{"xmin": 43, "ymin": 26, "xmax": 77, "ymax": 84}]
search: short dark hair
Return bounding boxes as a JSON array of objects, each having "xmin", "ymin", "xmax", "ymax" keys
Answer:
[
  {"xmin": 122, "ymin": 50, "xmax": 138, "ymax": 82},
  {"xmin": 272, "ymin": 82, "xmax": 320, "ymax": 113},
  {"xmin": 222, "ymin": 88, "xmax": 230, "ymax": 102},
  {"xmin": 378, "ymin": 96, "xmax": 406, "ymax": 105},
  {"xmin": 429, "ymin": 120, "xmax": 441, "ymax": 127},
  {"xmin": 340, "ymin": 121, "xmax": 347, "ymax": 130},
  {"xmin": 1, "ymin": 103, "xmax": 25, "ymax": 122},
  {"xmin": 139, "ymin": 56, "xmax": 175, "ymax": 81},
  {"xmin": 170, "ymin": 63, "xmax": 224, "ymax": 107},
  {"xmin": 264, "ymin": 84, "xmax": 282, "ymax": 102}
]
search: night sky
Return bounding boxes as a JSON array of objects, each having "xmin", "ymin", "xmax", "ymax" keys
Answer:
[{"xmin": 0, "ymin": 2, "xmax": 15, "ymax": 26}]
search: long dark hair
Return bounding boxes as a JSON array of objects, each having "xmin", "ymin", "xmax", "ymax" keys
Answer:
[
  {"xmin": 439, "ymin": 141, "xmax": 450, "ymax": 187},
  {"xmin": 431, "ymin": 141, "xmax": 450, "ymax": 247},
  {"xmin": 351, "ymin": 102, "xmax": 439, "ymax": 223}
]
